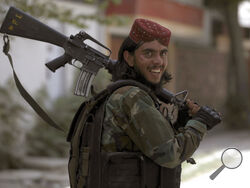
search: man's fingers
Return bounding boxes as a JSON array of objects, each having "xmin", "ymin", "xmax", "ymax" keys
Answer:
[
  {"xmin": 189, "ymin": 105, "xmax": 200, "ymax": 115},
  {"xmin": 186, "ymin": 99, "xmax": 200, "ymax": 116}
]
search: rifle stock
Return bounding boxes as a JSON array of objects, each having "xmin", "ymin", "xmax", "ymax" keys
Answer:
[{"xmin": 0, "ymin": 6, "xmax": 67, "ymax": 47}]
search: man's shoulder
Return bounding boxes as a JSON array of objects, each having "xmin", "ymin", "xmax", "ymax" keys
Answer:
[
  {"xmin": 111, "ymin": 85, "xmax": 150, "ymax": 99},
  {"xmin": 107, "ymin": 85, "xmax": 155, "ymax": 108},
  {"xmin": 113, "ymin": 85, "xmax": 137, "ymax": 95}
]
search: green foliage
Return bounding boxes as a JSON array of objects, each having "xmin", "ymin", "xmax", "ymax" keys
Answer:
[
  {"xmin": 26, "ymin": 86, "xmax": 83, "ymax": 157},
  {"xmin": 0, "ymin": 0, "xmax": 129, "ymax": 28},
  {"xmin": 26, "ymin": 121, "xmax": 69, "ymax": 157},
  {"xmin": 0, "ymin": 79, "xmax": 28, "ymax": 169},
  {"xmin": 84, "ymin": 0, "xmax": 122, "ymax": 6}
]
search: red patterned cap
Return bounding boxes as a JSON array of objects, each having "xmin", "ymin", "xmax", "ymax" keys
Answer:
[{"xmin": 129, "ymin": 18, "xmax": 171, "ymax": 46}]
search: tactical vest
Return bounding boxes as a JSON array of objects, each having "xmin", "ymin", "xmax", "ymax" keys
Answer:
[{"xmin": 67, "ymin": 80, "xmax": 182, "ymax": 188}]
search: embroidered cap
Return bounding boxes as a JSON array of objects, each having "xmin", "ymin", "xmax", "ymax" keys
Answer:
[{"xmin": 129, "ymin": 18, "xmax": 171, "ymax": 46}]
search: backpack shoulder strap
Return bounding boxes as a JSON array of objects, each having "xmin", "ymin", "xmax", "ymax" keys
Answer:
[{"xmin": 66, "ymin": 101, "xmax": 87, "ymax": 142}]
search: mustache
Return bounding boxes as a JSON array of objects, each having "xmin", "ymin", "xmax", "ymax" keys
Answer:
[{"xmin": 148, "ymin": 65, "xmax": 165, "ymax": 70}]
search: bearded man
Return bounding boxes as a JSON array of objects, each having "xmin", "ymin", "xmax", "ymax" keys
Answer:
[{"xmin": 68, "ymin": 18, "xmax": 221, "ymax": 188}]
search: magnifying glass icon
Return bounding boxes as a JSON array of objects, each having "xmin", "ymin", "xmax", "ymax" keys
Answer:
[{"xmin": 210, "ymin": 147, "xmax": 243, "ymax": 180}]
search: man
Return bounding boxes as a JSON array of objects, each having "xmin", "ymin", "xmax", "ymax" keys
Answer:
[{"xmin": 68, "ymin": 18, "xmax": 221, "ymax": 188}]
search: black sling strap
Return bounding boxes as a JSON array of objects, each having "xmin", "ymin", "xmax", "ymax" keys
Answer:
[
  {"xmin": 2, "ymin": 34, "xmax": 66, "ymax": 134},
  {"xmin": 1, "ymin": 34, "xmax": 162, "ymax": 136}
]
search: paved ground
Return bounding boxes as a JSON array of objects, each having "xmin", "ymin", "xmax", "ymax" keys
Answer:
[
  {"xmin": 0, "ymin": 126, "xmax": 249, "ymax": 188},
  {"xmin": 0, "ymin": 158, "xmax": 69, "ymax": 188},
  {"xmin": 181, "ymin": 126, "xmax": 250, "ymax": 188}
]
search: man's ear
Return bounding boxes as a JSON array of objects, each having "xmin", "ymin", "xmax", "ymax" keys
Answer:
[{"xmin": 123, "ymin": 51, "xmax": 134, "ymax": 67}]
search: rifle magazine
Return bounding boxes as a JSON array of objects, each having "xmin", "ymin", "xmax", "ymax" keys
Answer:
[{"xmin": 74, "ymin": 70, "xmax": 95, "ymax": 97}]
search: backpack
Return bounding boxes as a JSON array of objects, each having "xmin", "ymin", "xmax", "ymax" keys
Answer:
[{"xmin": 66, "ymin": 80, "xmax": 159, "ymax": 188}]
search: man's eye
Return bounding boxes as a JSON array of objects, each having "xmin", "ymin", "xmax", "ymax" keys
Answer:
[
  {"xmin": 144, "ymin": 51, "xmax": 152, "ymax": 58},
  {"xmin": 161, "ymin": 51, "xmax": 168, "ymax": 57}
]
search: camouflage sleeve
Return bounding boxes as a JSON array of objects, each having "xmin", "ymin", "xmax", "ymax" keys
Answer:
[{"xmin": 107, "ymin": 86, "xmax": 207, "ymax": 168}]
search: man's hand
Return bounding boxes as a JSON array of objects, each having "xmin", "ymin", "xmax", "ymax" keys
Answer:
[
  {"xmin": 174, "ymin": 99, "xmax": 221, "ymax": 130},
  {"xmin": 192, "ymin": 106, "xmax": 222, "ymax": 130},
  {"xmin": 174, "ymin": 99, "xmax": 199, "ymax": 129},
  {"xmin": 186, "ymin": 99, "xmax": 222, "ymax": 130},
  {"xmin": 186, "ymin": 99, "xmax": 200, "ymax": 116}
]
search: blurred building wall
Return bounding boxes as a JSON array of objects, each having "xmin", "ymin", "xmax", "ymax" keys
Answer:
[
  {"xmin": 104, "ymin": 0, "xmax": 246, "ymax": 109},
  {"xmin": 174, "ymin": 43, "xmax": 228, "ymax": 109},
  {"xmin": 106, "ymin": 0, "xmax": 205, "ymax": 91}
]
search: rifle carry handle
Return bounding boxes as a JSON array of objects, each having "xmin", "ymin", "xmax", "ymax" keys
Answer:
[{"xmin": 45, "ymin": 53, "xmax": 72, "ymax": 72}]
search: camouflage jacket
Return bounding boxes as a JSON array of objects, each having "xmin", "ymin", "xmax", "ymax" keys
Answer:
[{"xmin": 101, "ymin": 86, "xmax": 207, "ymax": 168}]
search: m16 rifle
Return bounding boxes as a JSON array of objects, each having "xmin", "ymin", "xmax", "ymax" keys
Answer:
[
  {"xmin": 0, "ymin": 6, "xmax": 188, "ymax": 107},
  {"xmin": 0, "ymin": 6, "xmax": 117, "ymax": 97}
]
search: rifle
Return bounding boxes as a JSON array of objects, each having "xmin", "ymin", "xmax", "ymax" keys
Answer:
[
  {"xmin": 0, "ymin": 6, "xmax": 116, "ymax": 97},
  {"xmin": 0, "ymin": 6, "xmax": 187, "ymax": 107}
]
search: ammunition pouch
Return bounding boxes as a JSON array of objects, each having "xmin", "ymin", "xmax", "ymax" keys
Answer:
[
  {"xmin": 101, "ymin": 152, "xmax": 142, "ymax": 188},
  {"xmin": 101, "ymin": 152, "xmax": 181, "ymax": 188}
]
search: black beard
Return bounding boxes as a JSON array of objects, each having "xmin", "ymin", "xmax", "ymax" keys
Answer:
[
  {"xmin": 133, "ymin": 65, "xmax": 166, "ymax": 91},
  {"xmin": 111, "ymin": 58, "xmax": 172, "ymax": 89}
]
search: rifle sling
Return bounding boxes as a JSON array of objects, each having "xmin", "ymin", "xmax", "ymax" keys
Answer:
[{"xmin": 2, "ymin": 34, "xmax": 66, "ymax": 134}]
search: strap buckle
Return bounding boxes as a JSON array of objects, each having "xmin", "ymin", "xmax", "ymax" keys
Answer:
[{"xmin": 3, "ymin": 34, "xmax": 10, "ymax": 54}]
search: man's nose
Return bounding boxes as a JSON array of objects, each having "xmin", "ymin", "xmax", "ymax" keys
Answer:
[{"xmin": 152, "ymin": 54, "xmax": 163, "ymax": 65}]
